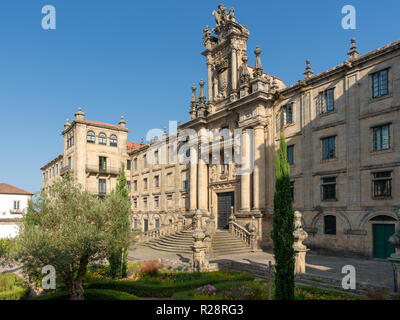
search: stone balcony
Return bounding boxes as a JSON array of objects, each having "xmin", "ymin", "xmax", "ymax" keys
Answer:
[
  {"xmin": 60, "ymin": 166, "xmax": 73, "ymax": 175},
  {"xmin": 85, "ymin": 165, "xmax": 120, "ymax": 176}
]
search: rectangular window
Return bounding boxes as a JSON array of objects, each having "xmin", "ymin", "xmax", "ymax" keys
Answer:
[
  {"xmin": 324, "ymin": 215, "xmax": 336, "ymax": 235},
  {"xmin": 99, "ymin": 157, "xmax": 107, "ymax": 172},
  {"xmin": 372, "ymin": 69, "xmax": 389, "ymax": 98},
  {"xmin": 325, "ymin": 89, "xmax": 335, "ymax": 112},
  {"xmin": 154, "ymin": 175, "xmax": 160, "ymax": 188},
  {"xmin": 322, "ymin": 136, "xmax": 336, "ymax": 160},
  {"xmin": 134, "ymin": 218, "xmax": 138, "ymax": 228},
  {"xmin": 68, "ymin": 157, "xmax": 72, "ymax": 169},
  {"xmin": 134, "ymin": 158, "xmax": 138, "ymax": 170},
  {"xmin": 99, "ymin": 179, "xmax": 106, "ymax": 195},
  {"xmin": 143, "ymin": 155, "xmax": 147, "ymax": 168},
  {"xmin": 143, "ymin": 197, "xmax": 148, "ymax": 209},
  {"xmin": 155, "ymin": 218, "xmax": 160, "ymax": 229},
  {"xmin": 183, "ymin": 180, "xmax": 189, "ymax": 190},
  {"xmin": 322, "ymin": 177, "xmax": 336, "ymax": 200},
  {"xmin": 143, "ymin": 178, "xmax": 148, "ymax": 190},
  {"xmin": 287, "ymin": 145, "xmax": 294, "ymax": 165},
  {"xmin": 13, "ymin": 201, "xmax": 20, "ymax": 210},
  {"xmin": 154, "ymin": 196, "xmax": 159, "ymax": 208},
  {"xmin": 134, "ymin": 180, "xmax": 137, "ymax": 192},
  {"xmin": 373, "ymin": 124, "xmax": 390, "ymax": 151},
  {"xmin": 133, "ymin": 198, "xmax": 137, "ymax": 209},
  {"xmin": 372, "ymin": 171, "xmax": 392, "ymax": 199},
  {"xmin": 126, "ymin": 181, "xmax": 131, "ymax": 191},
  {"xmin": 154, "ymin": 151, "xmax": 159, "ymax": 165},
  {"xmin": 127, "ymin": 160, "xmax": 131, "ymax": 171},
  {"xmin": 282, "ymin": 104, "xmax": 293, "ymax": 125}
]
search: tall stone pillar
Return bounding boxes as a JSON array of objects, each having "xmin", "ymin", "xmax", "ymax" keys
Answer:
[
  {"xmin": 198, "ymin": 163, "xmax": 208, "ymax": 211},
  {"xmin": 253, "ymin": 125, "xmax": 266, "ymax": 210},
  {"xmin": 240, "ymin": 129, "xmax": 251, "ymax": 212},
  {"xmin": 198, "ymin": 128, "xmax": 209, "ymax": 212},
  {"xmin": 189, "ymin": 164, "xmax": 197, "ymax": 211},
  {"xmin": 231, "ymin": 49, "xmax": 237, "ymax": 91}
]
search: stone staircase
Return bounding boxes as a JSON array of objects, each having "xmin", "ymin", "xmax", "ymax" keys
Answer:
[
  {"xmin": 143, "ymin": 229, "xmax": 252, "ymax": 257},
  {"xmin": 212, "ymin": 230, "xmax": 252, "ymax": 257},
  {"xmin": 143, "ymin": 230, "xmax": 194, "ymax": 254}
]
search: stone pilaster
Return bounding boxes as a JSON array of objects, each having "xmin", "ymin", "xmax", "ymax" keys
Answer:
[
  {"xmin": 252, "ymin": 125, "xmax": 266, "ymax": 210},
  {"xmin": 240, "ymin": 129, "xmax": 251, "ymax": 212}
]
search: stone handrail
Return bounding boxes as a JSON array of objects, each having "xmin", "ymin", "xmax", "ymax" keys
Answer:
[{"xmin": 229, "ymin": 220, "xmax": 251, "ymax": 247}]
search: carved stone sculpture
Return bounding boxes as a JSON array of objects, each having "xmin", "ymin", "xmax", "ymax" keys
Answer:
[{"xmin": 293, "ymin": 211, "xmax": 309, "ymax": 274}]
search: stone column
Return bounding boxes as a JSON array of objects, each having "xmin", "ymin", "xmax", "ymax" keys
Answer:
[
  {"xmin": 189, "ymin": 164, "xmax": 197, "ymax": 212},
  {"xmin": 198, "ymin": 128, "xmax": 208, "ymax": 213},
  {"xmin": 231, "ymin": 48, "xmax": 237, "ymax": 91},
  {"xmin": 240, "ymin": 129, "xmax": 251, "ymax": 212},
  {"xmin": 389, "ymin": 209, "xmax": 400, "ymax": 292},
  {"xmin": 253, "ymin": 125, "xmax": 266, "ymax": 210},
  {"xmin": 293, "ymin": 211, "xmax": 309, "ymax": 275}
]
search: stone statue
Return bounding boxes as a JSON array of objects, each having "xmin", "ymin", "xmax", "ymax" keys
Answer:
[
  {"xmin": 293, "ymin": 211, "xmax": 309, "ymax": 274},
  {"xmin": 228, "ymin": 7, "xmax": 236, "ymax": 22},
  {"xmin": 203, "ymin": 25, "xmax": 211, "ymax": 42},
  {"xmin": 212, "ymin": 4, "xmax": 228, "ymax": 27}
]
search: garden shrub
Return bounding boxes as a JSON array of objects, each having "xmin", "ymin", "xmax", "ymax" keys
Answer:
[
  {"xmin": 88, "ymin": 271, "xmax": 254, "ymax": 297},
  {"xmin": 138, "ymin": 260, "xmax": 164, "ymax": 278},
  {"xmin": 33, "ymin": 289, "xmax": 138, "ymax": 300},
  {"xmin": 0, "ymin": 273, "xmax": 30, "ymax": 300}
]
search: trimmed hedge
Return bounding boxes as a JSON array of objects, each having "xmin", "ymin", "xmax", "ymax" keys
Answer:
[
  {"xmin": 0, "ymin": 273, "xmax": 30, "ymax": 300},
  {"xmin": 88, "ymin": 272, "xmax": 254, "ymax": 298},
  {"xmin": 33, "ymin": 289, "xmax": 139, "ymax": 300}
]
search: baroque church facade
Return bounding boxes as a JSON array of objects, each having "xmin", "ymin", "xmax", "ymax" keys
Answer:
[{"xmin": 42, "ymin": 5, "xmax": 400, "ymax": 259}]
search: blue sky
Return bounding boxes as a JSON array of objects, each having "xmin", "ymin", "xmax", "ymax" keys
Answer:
[{"xmin": 0, "ymin": 0, "xmax": 398, "ymax": 193}]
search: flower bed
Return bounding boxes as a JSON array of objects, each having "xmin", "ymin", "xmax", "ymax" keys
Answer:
[
  {"xmin": 0, "ymin": 273, "xmax": 30, "ymax": 300},
  {"xmin": 87, "ymin": 271, "xmax": 254, "ymax": 298},
  {"xmin": 172, "ymin": 281, "xmax": 361, "ymax": 300}
]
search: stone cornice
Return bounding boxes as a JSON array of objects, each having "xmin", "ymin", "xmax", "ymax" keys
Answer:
[
  {"xmin": 280, "ymin": 40, "xmax": 400, "ymax": 96},
  {"xmin": 40, "ymin": 154, "xmax": 64, "ymax": 171},
  {"xmin": 62, "ymin": 119, "xmax": 130, "ymax": 135}
]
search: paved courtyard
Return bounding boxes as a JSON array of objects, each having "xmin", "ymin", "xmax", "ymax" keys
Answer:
[{"xmin": 128, "ymin": 245, "xmax": 395, "ymax": 291}]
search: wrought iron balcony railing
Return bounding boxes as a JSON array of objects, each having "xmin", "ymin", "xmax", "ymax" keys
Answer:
[{"xmin": 86, "ymin": 165, "xmax": 120, "ymax": 176}]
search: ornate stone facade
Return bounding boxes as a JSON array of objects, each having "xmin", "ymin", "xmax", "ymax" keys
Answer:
[
  {"xmin": 128, "ymin": 5, "xmax": 400, "ymax": 258},
  {"xmin": 42, "ymin": 5, "xmax": 400, "ymax": 258}
]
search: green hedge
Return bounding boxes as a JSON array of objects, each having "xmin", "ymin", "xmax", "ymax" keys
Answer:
[
  {"xmin": 0, "ymin": 273, "xmax": 30, "ymax": 300},
  {"xmin": 88, "ymin": 272, "xmax": 254, "ymax": 298},
  {"xmin": 33, "ymin": 289, "xmax": 138, "ymax": 300}
]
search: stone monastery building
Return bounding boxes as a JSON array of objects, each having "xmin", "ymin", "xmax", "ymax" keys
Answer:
[{"xmin": 41, "ymin": 5, "xmax": 400, "ymax": 259}]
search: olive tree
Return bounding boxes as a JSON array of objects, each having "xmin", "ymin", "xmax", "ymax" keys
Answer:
[{"xmin": 15, "ymin": 175, "xmax": 132, "ymax": 300}]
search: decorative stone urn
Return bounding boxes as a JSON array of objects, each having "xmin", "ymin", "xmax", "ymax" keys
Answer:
[
  {"xmin": 293, "ymin": 211, "xmax": 309, "ymax": 274},
  {"xmin": 192, "ymin": 225, "xmax": 209, "ymax": 272},
  {"xmin": 389, "ymin": 209, "xmax": 400, "ymax": 292}
]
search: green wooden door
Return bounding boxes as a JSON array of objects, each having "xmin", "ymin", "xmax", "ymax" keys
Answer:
[{"xmin": 373, "ymin": 224, "xmax": 395, "ymax": 259}]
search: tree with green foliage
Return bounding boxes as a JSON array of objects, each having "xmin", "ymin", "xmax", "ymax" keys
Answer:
[
  {"xmin": 272, "ymin": 133, "xmax": 295, "ymax": 300},
  {"xmin": 12, "ymin": 175, "xmax": 132, "ymax": 300},
  {"xmin": 107, "ymin": 163, "xmax": 131, "ymax": 279}
]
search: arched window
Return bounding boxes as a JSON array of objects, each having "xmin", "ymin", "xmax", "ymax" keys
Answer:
[
  {"xmin": 99, "ymin": 132, "xmax": 107, "ymax": 145},
  {"xmin": 370, "ymin": 215, "xmax": 397, "ymax": 222},
  {"xmin": 87, "ymin": 131, "xmax": 95, "ymax": 143},
  {"xmin": 110, "ymin": 134, "xmax": 118, "ymax": 147},
  {"xmin": 324, "ymin": 215, "xmax": 336, "ymax": 235}
]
